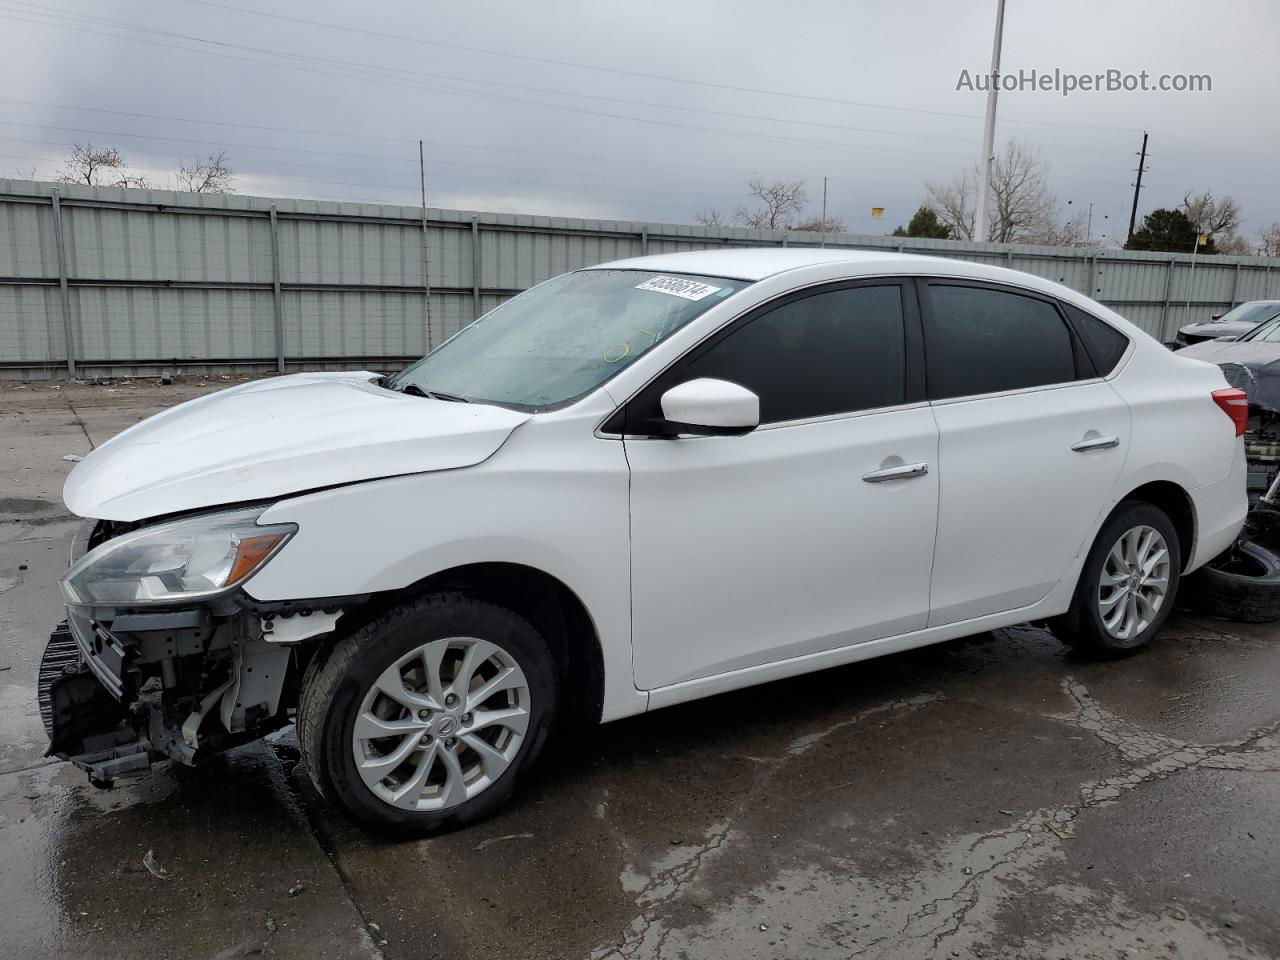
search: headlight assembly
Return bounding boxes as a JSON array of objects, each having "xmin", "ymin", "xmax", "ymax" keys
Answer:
[{"xmin": 60, "ymin": 507, "xmax": 297, "ymax": 605}]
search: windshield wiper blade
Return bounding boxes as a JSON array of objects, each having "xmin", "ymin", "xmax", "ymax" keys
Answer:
[{"xmin": 395, "ymin": 383, "xmax": 469, "ymax": 402}]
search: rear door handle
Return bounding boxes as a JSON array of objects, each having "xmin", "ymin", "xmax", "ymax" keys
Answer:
[
  {"xmin": 862, "ymin": 462, "xmax": 929, "ymax": 483},
  {"xmin": 1071, "ymin": 435, "xmax": 1120, "ymax": 452}
]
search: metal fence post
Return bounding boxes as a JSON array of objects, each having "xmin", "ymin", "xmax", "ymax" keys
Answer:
[
  {"xmin": 268, "ymin": 205, "xmax": 285, "ymax": 373},
  {"xmin": 471, "ymin": 216, "xmax": 481, "ymax": 320},
  {"xmin": 1160, "ymin": 257, "xmax": 1177, "ymax": 340},
  {"xmin": 1230, "ymin": 261, "xmax": 1241, "ymax": 307},
  {"xmin": 49, "ymin": 189, "xmax": 76, "ymax": 378},
  {"xmin": 640, "ymin": 227, "xmax": 648, "ymax": 255}
]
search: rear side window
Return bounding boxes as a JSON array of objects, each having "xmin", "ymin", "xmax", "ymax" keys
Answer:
[
  {"xmin": 683, "ymin": 284, "xmax": 906, "ymax": 423},
  {"xmin": 1063, "ymin": 303, "xmax": 1129, "ymax": 375},
  {"xmin": 924, "ymin": 284, "xmax": 1076, "ymax": 400}
]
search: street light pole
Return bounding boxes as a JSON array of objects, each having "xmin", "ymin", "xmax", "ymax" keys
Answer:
[{"xmin": 974, "ymin": 0, "xmax": 1007, "ymax": 243}]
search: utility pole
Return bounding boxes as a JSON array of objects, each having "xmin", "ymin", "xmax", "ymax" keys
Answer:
[
  {"xmin": 419, "ymin": 140, "xmax": 432, "ymax": 348},
  {"xmin": 974, "ymin": 0, "xmax": 1007, "ymax": 243},
  {"xmin": 821, "ymin": 176, "xmax": 828, "ymax": 248},
  {"xmin": 1127, "ymin": 131, "xmax": 1148, "ymax": 243}
]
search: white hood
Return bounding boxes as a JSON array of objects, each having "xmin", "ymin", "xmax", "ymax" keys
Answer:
[{"xmin": 64, "ymin": 372, "xmax": 531, "ymax": 522}]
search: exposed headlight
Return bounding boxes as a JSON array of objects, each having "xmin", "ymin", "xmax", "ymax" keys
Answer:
[{"xmin": 60, "ymin": 507, "xmax": 297, "ymax": 605}]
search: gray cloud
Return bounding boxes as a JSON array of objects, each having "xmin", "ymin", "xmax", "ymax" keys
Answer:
[{"xmin": 1, "ymin": 0, "xmax": 1275, "ymax": 242}]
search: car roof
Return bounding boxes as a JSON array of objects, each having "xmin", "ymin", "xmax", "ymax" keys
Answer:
[
  {"xmin": 590, "ymin": 248, "xmax": 1112, "ymax": 311},
  {"xmin": 593, "ymin": 248, "xmax": 941, "ymax": 282}
]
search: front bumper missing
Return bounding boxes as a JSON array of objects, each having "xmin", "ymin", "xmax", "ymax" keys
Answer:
[
  {"xmin": 38, "ymin": 622, "xmax": 146, "ymax": 786},
  {"xmin": 39, "ymin": 593, "xmax": 351, "ymax": 788}
]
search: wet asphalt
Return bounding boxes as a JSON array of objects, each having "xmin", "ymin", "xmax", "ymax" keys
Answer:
[{"xmin": 0, "ymin": 379, "xmax": 1277, "ymax": 960}]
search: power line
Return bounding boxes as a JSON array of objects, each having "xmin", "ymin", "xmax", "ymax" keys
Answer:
[
  {"xmin": 0, "ymin": 0, "xmax": 987, "ymax": 150},
  {"xmin": 0, "ymin": 103, "xmax": 934, "ymax": 192},
  {"xmin": 172, "ymin": 0, "xmax": 1152, "ymax": 136},
  {"xmin": 0, "ymin": 6, "xmax": 969, "ymax": 167}
]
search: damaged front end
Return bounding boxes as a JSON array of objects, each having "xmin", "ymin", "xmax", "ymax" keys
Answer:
[{"xmin": 40, "ymin": 515, "xmax": 355, "ymax": 787}]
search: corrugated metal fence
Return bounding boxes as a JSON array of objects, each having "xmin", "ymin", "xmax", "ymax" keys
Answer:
[{"xmin": 3, "ymin": 178, "xmax": 1279, "ymax": 379}]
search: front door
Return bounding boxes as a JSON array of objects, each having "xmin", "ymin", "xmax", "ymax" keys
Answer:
[{"xmin": 622, "ymin": 281, "xmax": 940, "ymax": 691}]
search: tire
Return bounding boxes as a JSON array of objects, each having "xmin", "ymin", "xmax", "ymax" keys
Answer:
[
  {"xmin": 1049, "ymin": 501, "xmax": 1182, "ymax": 656},
  {"xmin": 297, "ymin": 592, "xmax": 558, "ymax": 837},
  {"xmin": 1181, "ymin": 539, "xmax": 1280, "ymax": 624}
]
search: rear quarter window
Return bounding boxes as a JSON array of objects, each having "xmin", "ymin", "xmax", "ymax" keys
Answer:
[{"xmin": 1062, "ymin": 304, "xmax": 1130, "ymax": 376}]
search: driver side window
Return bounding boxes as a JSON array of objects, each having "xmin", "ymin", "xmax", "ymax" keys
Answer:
[{"xmin": 681, "ymin": 284, "xmax": 907, "ymax": 424}]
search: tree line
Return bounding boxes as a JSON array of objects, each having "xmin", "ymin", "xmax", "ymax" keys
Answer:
[
  {"xmin": 692, "ymin": 139, "xmax": 1280, "ymax": 257},
  {"xmin": 8, "ymin": 142, "xmax": 236, "ymax": 194},
  {"xmin": 8, "ymin": 140, "xmax": 1279, "ymax": 256}
]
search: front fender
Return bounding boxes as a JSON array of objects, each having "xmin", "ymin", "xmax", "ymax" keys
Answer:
[{"xmin": 243, "ymin": 431, "xmax": 642, "ymax": 721}]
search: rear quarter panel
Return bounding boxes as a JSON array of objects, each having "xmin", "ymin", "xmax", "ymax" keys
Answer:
[
  {"xmin": 1107, "ymin": 338, "xmax": 1246, "ymax": 566},
  {"xmin": 1109, "ymin": 342, "xmax": 1238, "ymax": 490}
]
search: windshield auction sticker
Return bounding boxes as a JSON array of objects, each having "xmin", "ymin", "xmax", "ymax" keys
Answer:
[{"xmin": 635, "ymin": 275, "xmax": 723, "ymax": 301}]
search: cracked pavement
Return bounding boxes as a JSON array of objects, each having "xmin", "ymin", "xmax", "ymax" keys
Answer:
[{"xmin": 1, "ymin": 380, "xmax": 1278, "ymax": 959}]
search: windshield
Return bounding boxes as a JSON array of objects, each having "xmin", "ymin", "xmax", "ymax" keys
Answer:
[
  {"xmin": 1213, "ymin": 301, "xmax": 1280, "ymax": 326},
  {"xmin": 1243, "ymin": 317, "xmax": 1280, "ymax": 343},
  {"xmin": 387, "ymin": 269, "xmax": 747, "ymax": 410}
]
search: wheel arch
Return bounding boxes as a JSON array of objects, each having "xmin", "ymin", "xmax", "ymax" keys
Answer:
[
  {"xmin": 325, "ymin": 562, "xmax": 607, "ymax": 728},
  {"xmin": 1114, "ymin": 480, "xmax": 1196, "ymax": 571}
]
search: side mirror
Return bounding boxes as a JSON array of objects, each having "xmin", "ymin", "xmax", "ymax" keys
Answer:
[
  {"xmin": 658, "ymin": 378, "xmax": 759, "ymax": 436},
  {"xmin": 1211, "ymin": 312, "xmax": 1224, "ymax": 321}
]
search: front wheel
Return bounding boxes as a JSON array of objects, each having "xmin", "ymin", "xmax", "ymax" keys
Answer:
[
  {"xmin": 297, "ymin": 592, "xmax": 558, "ymax": 837},
  {"xmin": 1050, "ymin": 501, "xmax": 1181, "ymax": 655}
]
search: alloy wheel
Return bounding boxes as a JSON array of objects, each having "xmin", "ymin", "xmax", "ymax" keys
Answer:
[
  {"xmin": 351, "ymin": 637, "xmax": 531, "ymax": 811},
  {"xmin": 1098, "ymin": 524, "xmax": 1171, "ymax": 640}
]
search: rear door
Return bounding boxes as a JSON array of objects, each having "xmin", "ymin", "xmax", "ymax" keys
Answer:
[{"xmin": 920, "ymin": 280, "xmax": 1130, "ymax": 625}]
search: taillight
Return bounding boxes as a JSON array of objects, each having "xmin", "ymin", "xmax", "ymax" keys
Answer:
[{"xmin": 1212, "ymin": 388, "xmax": 1249, "ymax": 436}]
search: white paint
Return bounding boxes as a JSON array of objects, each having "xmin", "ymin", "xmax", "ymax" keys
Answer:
[
  {"xmin": 60, "ymin": 250, "xmax": 1249, "ymax": 727},
  {"xmin": 63, "ymin": 371, "xmax": 529, "ymax": 521},
  {"xmin": 658, "ymin": 378, "xmax": 758, "ymax": 430}
]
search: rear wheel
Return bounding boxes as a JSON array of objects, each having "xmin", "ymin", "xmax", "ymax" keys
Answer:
[
  {"xmin": 298, "ymin": 592, "xmax": 557, "ymax": 837},
  {"xmin": 1050, "ymin": 501, "xmax": 1181, "ymax": 655}
]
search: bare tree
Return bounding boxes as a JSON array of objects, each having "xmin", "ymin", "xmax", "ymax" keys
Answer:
[
  {"xmin": 693, "ymin": 178, "xmax": 837, "ymax": 232},
  {"xmin": 734, "ymin": 178, "xmax": 807, "ymax": 230},
  {"xmin": 56, "ymin": 143, "xmax": 149, "ymax": 188},
  {"xmin": 1258, "ymin": 222, "xmax": 1280, "ymax": 258},
  {"xmin": 925, "ymin": 141, "xmax": 1060, "ymax": 244},
  {"xmin": 1027, "ymin": 210, "xmax": 1090, "ymax": 247},
  {"xmin": 925, "ymin": 169, "xmax": 978, "ymax": 241},
  {"xmin": 792, "ymin": 215, "xmax": 847, "ymax": 233},
  {"xmin": 175, "ymin": 151, "xmax": 235, "ymax": 194},
  {"xmin": 1181, "ymin": 190, "xmax": 1241, "ymax": 239},
  {"xmin": 1215, "ymin": 234, "xmax": 1253, "ymax": 256}
]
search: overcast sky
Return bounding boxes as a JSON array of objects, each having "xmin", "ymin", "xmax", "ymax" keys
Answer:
[{"xmin": 1, "ymin": 0, "xmax": 1276, "ymax": 242}]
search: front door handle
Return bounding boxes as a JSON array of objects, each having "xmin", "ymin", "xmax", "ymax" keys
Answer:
[
  {"xmin": 862, "ymin": 462, "xmax": 929, "ymax": 483},
  {"xmin": 1071, "ymin": 435, "xmax": 1120, "ymax": 452}
]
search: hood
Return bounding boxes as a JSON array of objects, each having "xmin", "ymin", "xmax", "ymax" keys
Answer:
[
  {"xmin": 64, "ymin": 372, "xmax": 531, "ymax": 521},
  {"xmin": 1178, "ymin": 340, "xmax": 1280, "ymax": 414},
  {"xmin": 1179, "ymin": 319, "xmax": 1260, "ymax": 340}
]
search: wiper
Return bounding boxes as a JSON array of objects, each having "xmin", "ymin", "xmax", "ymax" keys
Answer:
[{"xmin": 396, "ymin": 382, "xmax": 469, "ymax": 403}]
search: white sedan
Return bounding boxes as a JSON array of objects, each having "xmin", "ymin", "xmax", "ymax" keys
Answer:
[{"xmin": 47, "ymin": 249, "xmax": 1248, "ymax": 835}]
